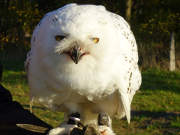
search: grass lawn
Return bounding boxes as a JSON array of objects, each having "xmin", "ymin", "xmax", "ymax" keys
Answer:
[{"xmin": 1, "ymin": 61, "xmax": 180, "ymax": 135}]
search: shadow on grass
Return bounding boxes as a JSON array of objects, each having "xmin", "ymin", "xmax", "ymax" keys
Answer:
[
  {"xmin": 131, "ymin": 110, "xmax": 180, "ymax": 135},
  {"xmin": 141, "ymin": 69, "xmax": 180, "ymax": 93},
  {"xmin": 0, "ymin": 47, "xmax": 28, "ymax": 72},
  {"xmin": 2, "ymin": 60, "xmax": 25, "ymax": 72},
  {"xmin": 132, "ymin": 110, "xmax": 179, "ymax": 119}
]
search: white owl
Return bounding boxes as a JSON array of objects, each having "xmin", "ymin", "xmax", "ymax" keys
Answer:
[{"xmin": 25, "ymin": 3, "xmax": 141, "ymax": 135}]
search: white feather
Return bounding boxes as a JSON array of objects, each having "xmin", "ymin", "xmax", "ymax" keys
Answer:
[{"xmin": 26, "ymin": 3, "xmax": 141, "ymax": 126}]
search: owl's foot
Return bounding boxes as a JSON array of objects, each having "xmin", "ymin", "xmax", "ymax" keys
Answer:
[
  {"xmin": 82, "ymin": 113, "xmax": 115, "ymax": 135},
  {"xmin": 98, "ymin": 113, "xmax": 112, "ymax": 128},
  {"xmin": 98, "ymin": 113, "xmax": 115, "ymax": 135},
  {"xmin": 47, "ymin": 112, "xmax": 115, "ymax": 135}
]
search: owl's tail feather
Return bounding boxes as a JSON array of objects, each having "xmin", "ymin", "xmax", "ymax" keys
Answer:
[{"xmin": 120, "ymin": 92, "xmax": 130, "ymax": 124}]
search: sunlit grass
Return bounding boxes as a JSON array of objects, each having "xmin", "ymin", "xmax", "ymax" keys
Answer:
[{"xmin": 1, "ymin": 62, "xmax": 180, "ymax": 135}]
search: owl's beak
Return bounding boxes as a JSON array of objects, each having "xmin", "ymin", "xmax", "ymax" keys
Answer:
[{"xmin": 70, "ymin": 45, "xmax": 82, "ymax": 64}]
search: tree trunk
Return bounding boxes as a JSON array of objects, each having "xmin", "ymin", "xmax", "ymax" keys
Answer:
[
  {"xmin": 169, "ymin": 32, "xmax": 175, "ymax": 71},
  {"xmin": 126, "ymin": 0, "xmax": 132, "ymax": 23}
]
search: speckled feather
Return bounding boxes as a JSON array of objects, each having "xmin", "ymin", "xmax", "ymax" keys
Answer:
[{"xmin": 26, "ymin": 3, "xmax": 141, "ymax": 127}]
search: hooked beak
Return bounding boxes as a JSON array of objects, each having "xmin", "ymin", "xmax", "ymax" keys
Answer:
[{"xmin": 69, "ymin": 45, "xmax": 82, "ymax": 64}]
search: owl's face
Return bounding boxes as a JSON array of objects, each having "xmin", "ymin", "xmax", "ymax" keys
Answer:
[
  {"xmin": 54, "ymin": 34, "xmax": 100, "ymax": 64},
  {"xmin": 32, "ymin": 4, "xmax": 115, "ymax": 68}
]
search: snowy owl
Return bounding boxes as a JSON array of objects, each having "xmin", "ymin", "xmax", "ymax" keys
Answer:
[{"xmin": 25, "ymin": 3, "xmax": 141, "ymax": 134}]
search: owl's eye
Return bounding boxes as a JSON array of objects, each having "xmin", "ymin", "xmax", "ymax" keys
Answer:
[
  {"xmin": 55, "ymin": 35, "xmax": 65, "ymax": 41},
  {"xmin": 91, "ymin": 37, "xmax": 99, "ymax": 44}
]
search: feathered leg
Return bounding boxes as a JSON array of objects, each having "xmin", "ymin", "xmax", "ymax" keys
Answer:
[{"xmin": 98, "ymin": 113, "xmax": 115, "ymax": 135}]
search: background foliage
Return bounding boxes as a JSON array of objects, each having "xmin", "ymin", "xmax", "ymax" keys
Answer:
[
  {"xmin": 0, "ymin": 0, "xmax": 180, "ymax": 70},
  {"xmin": 0, "ymin": 1, "xmax": 180, "ymax": 134}
]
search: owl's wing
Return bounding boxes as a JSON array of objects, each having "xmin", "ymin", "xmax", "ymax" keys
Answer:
[{"xmin": 109, "ymin": 13, "xmax": 142, "ymax": 123}]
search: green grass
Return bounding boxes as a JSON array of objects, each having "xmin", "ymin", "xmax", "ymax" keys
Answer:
[{"xmin": 1, "ymin": 62, "xmax": 180, "ymax": 135}]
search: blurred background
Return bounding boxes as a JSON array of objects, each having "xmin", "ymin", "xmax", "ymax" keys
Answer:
[
  {"xmin": 0, "ymin": 0, "xmax": 179, "ymax": 70},
  {"xmin": 0, "ymin": 1, "xmax": 179, "ymax": 135}
]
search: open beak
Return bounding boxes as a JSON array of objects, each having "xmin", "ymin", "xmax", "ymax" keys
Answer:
[{"xmin": 70, "ymin": 45, "xmax": 82, "ymax": 64}]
